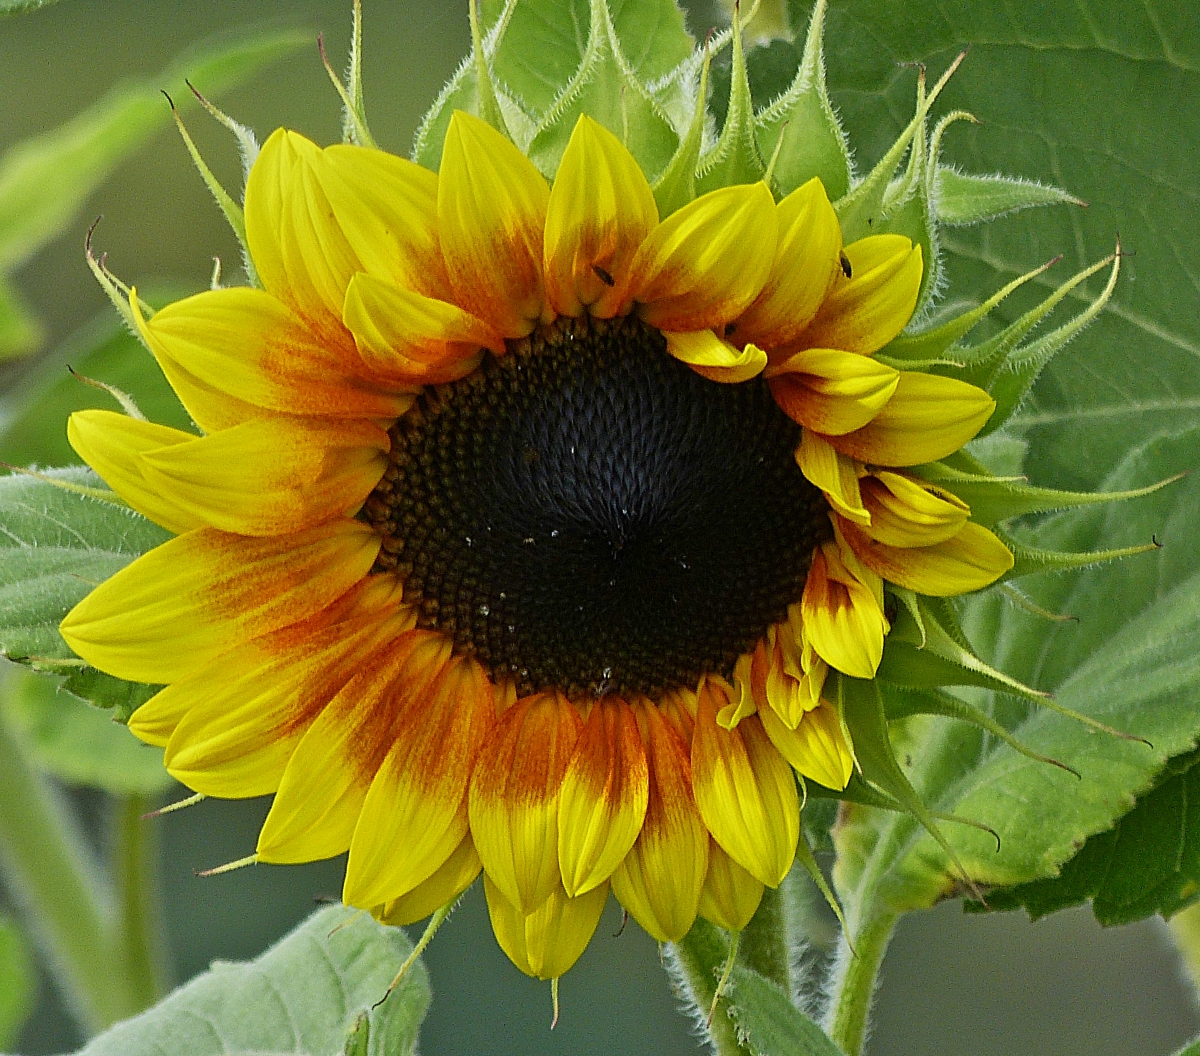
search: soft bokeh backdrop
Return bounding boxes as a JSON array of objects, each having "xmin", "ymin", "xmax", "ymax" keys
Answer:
[{"xmin": 0, "ymin": 1, "xmax": 1196, "ymax": 1054}]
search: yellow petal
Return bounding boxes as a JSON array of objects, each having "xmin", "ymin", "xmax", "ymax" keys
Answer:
[
  {"xmin": 344, "ymin": 655, "xmax": 494, "ymax": 908},
  {"xmin": 690, "ymin": 679, "xmax": 799, "ymax": 887},
  {"xmin": 735, "ymin": 178, "xmax": 842, "ymax": 350},
  {"xmin": 159, "ymin": 593, "xmax": 412, "ymax": 797},
  {"xmin": 138, "ymin": 417, "xmax": 389, "ymax": 537},
  {"xmin": 343, "ymin": 272, "xmax": 499, "ymax": 387},
  {"xmin": 138, "ymin": 287, "xmax": 412, "ymax": 425},
  {"xmin": 244, "ymin": 130, "xmax": 447, "ymax": 331},
  {"xmin": 841, "ymin": 518, "xmax": 1014, "ymax": 596},
  {"xmin": 484, "ymin": 874, "xmax": 608, "ymax": 980},
  {"xmin": 632, "ymin": 182, "xmax": 777, "ymax": 332},
  {"xmin": 758, "ymin": 700, "xmax": 853, "ymax": 790},
  {"xmin": 664, "ymin": 330, "xmax": 767, "ymax": 384},
  {"xmin": 438, "ymin": 110, "xmax": 549, "ymax": 338},
  {"xmin": 860, "ymin": 470, "xmax": 969, "ymax": 548},
  {"xmin": 800, "ymin": 539, "xmax": 888, "ymax": 678},
  {"xmin": 767, "ymin": 348, "xmax": 899, "ymax": 435},
  {"xmin": 375, "ymin": 834, "xmax": 483, "ymax": 927},
  {"xmin": 468, "ymin": 692, "xmax": 584, "ymax": 914},
  {"xmin": 610, "ymin": 705, "xmax": 708, "ymax": 943},
  {"xmin": 697, "ymin": 838, "xmax": 763, "ymax": 932},
  {"xmin": 60, "ymin": 520, "xmax": 379, "ymax": 684},
  {"xmin": 544, "ymin": 115, "xmax": 658, "ymax": 319},
  {"xmin": 761, "ymin": 619, "xmax": 827, "ymax": 729},
  {"xmin": 795, "ymin": 430, "xmax": 870, "ymax": 526},
  {"xmin": 796, "ymin": 234, "xmax": 923, "ymax": 355},
  {"xmin": 67, "ymin": 410, "xmax": 202, "ymax": 535},
  {"xmin": 557, "ymin": 698, "xmax": 649, "ymax": 897},
  {"xmin": 256, "ymin": 631, "xmax": 452, "ymax": 864},
  {"xmin": 832, "ymin": 371, "xmax": 996, "ymax": 467}
]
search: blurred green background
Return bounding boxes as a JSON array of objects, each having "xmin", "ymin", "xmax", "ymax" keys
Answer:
[{"xmin": 0, "ymin": 1, "xmax": 1197, "ymax": 1054}]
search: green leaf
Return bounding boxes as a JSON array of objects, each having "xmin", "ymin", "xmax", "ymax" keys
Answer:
[
  {"xmin": 0, "ymin": 296, "xmax": 195, "ymax": 469},
  {"xmin": 0, "ymin": 27, "xmax": 306, "ymax": 274},
  {"xmin": 0, "ymin": 915, "xmax": 34, "ymax": 1051},
  {"xmin": 971, "ymin": 748, "xmax": 1200, "ymax": 926},
  {"xmin": 0, "ymin": 467, "xmax": 168, "ymax": 718},
  {"xmin": 726, "ymin": 965, "xmax": 845, "ymax": 1056},
  {"xmin": 50, "ymin": 906, "xmax": 430, "ymax": 1056},
  {"xmin": 935, "ymin": 168, "xmax": 1083, "ymax": 226},
  {"xmin": 2, "ymin": 664, "xmax": 172, "ymax": 794},
  {"xmin": 1173, "ymin": 1038, "xmax": 1200, "ymax": 1056}
]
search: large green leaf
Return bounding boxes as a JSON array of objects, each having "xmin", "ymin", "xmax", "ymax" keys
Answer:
[
  {"xmin": 31, "ymin": 906, "xmax": 430, "ymax": 1056},
  {"xmin": 0, "ymin": 0, "xmax": 65, "ymax": 14},
  {"xmin": 767, "ymin": 0, "xmax": 1200, "ymax": 945},
  {"xmin": 971, "ymin": 748, "xmax": 1200, "ymax": 926},
  {"xmin": 0, "ymin": 468, "xmax": 167, "ymax": 719},
  {"xmin": 0, "ymin": 27, "xmax": 305, "ymax": 274},
  {"xmin": 0, "ymin": 915, "xmax": 33, "ymax": 1051}
]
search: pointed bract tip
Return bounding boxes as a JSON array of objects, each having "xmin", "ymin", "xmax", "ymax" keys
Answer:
[
  {"xmin": 196, "ymin": 853, "xmax": 258, "ymax": 877},
  {"xmin": 550, "ymin": 978, "xmax": 561, "ymax": 1030}
]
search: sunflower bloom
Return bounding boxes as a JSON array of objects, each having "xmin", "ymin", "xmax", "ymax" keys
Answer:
[{"xmin": 60, "ymin": 111, "xmax": 1011, "ymax": 979}]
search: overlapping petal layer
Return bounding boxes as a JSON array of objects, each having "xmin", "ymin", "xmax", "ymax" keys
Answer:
[{"xmin": 67, "ymin": 100, "xmax": 1020, "ymax": 984}]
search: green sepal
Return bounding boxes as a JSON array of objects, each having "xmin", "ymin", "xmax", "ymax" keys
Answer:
[
  {"xmin": 946, "ymin": 252, "xmax": 1117, "ymax": 423},
  {"xmin": 833, "ymin": 51, "xmax": 963, "ymax": 243},
  {"xmin": 978, "ymin": 250, "xmax": 1121, "ymax": 435},
  {"xmin": 526, "ymin": 0, "xmax": 679, "ymax": 181},
  {"xmin": 694, "ymin": 5, "xmax": 763, "ymax": 192},
  {"xmin": 998, "ymin": 526, "xmax": 1161, "ymax": 581},
  {"xmin": 321, "ymin": 0, "xmax": 377, "ymax": 148},
  {"xmin": 878, "ymin": 256, "xmax": 1058, "ymax": 367},
  {"xmin": 651, "ymin": 46, "xmax": 709, "ymax": 217},
  {"xmin": 411, "ymin": 0, "xmax": 527, "ymax": 169},
  {"xmin": 911, "ymin": 459, "xmax": 1182, "ymax": 528},
  {"xmin": 879, "ymin": 597, "xmax": 1049, "ymax": 704},
  {"xmin": 837, "ymin": 674, "xmax": 979, "ymax": 896},
  {"xmin": 936, "ymin": 167, "xmax": 1084, "ymax": 227},
  {"xmin": 794, "ymin": 829, "xmax": 850, "ymax": 937},
  {"xmin": 468, "ymin": 0, "xmax": 512, "ymax": 138},
  {"xmin": 753, "ymin": 0, "xmax": 850, "ymax": 200},
  {"xmin": 881, "ymin": 684, "xmax": 1079, "ymax": 778},
  {"xmin": 872, "ymin": 69, "xmax": 938, "ymax": 318},
  {"xmin": 166, "ymin": 100, "xmax": 256, "ymax": 287}
]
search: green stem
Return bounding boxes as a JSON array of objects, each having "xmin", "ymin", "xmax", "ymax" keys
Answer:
[
  {"xmin": 1169, "ymin": 902, "xmax": 1200, "ymax": 1000},
  {"xmin": 112, "ymin": 793, "xmax": 169, "ymax": 1010},
  {"xmin": 0, "ymin": 704, "xmax": 119, "ymax": 1034},
  {"xmin": 823, "ymin": 911, "xmax": 898, "ymax": 1056},
  {"xmin": 671, "ymin": 919, "xmax": 751, "ymax": 1056}
]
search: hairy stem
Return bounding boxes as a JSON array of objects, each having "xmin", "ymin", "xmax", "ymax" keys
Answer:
[
  {"xmin": 823, "ymin": 911, "xmax": 898, "ymax": 1056},
  {"xmin": 738, "ymin": 883, "xmax": 791, "ymax": 994},
  {"xmin": 0, "ymin": 700, "xmax": 118, "ymax": 1034},
  {"xmin": 671, "ymin": 919, "xmax": 751, "ymax": 1056},
  {"xmin": 1169, "ymin": 902, "xmax": 1200, "ymax": 1000}
]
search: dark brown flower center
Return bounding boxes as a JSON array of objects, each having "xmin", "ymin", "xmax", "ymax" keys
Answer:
[{"xmin": 361, "ymin": 314, "xmax": 830, "ymax": 699}]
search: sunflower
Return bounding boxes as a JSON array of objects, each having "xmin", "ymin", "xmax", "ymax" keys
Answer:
[{"xmin": 59, "ymin": 110, "xmax": 1011, "ymax": 980}]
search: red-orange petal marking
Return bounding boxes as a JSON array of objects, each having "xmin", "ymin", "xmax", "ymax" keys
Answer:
[
  {"xmin": 557, "ymin": 697, "xmax": 650, "ymax": 897},
  {"xmin": 469, "ymin": 692, "xmax": 584, "ymax": 913}
]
